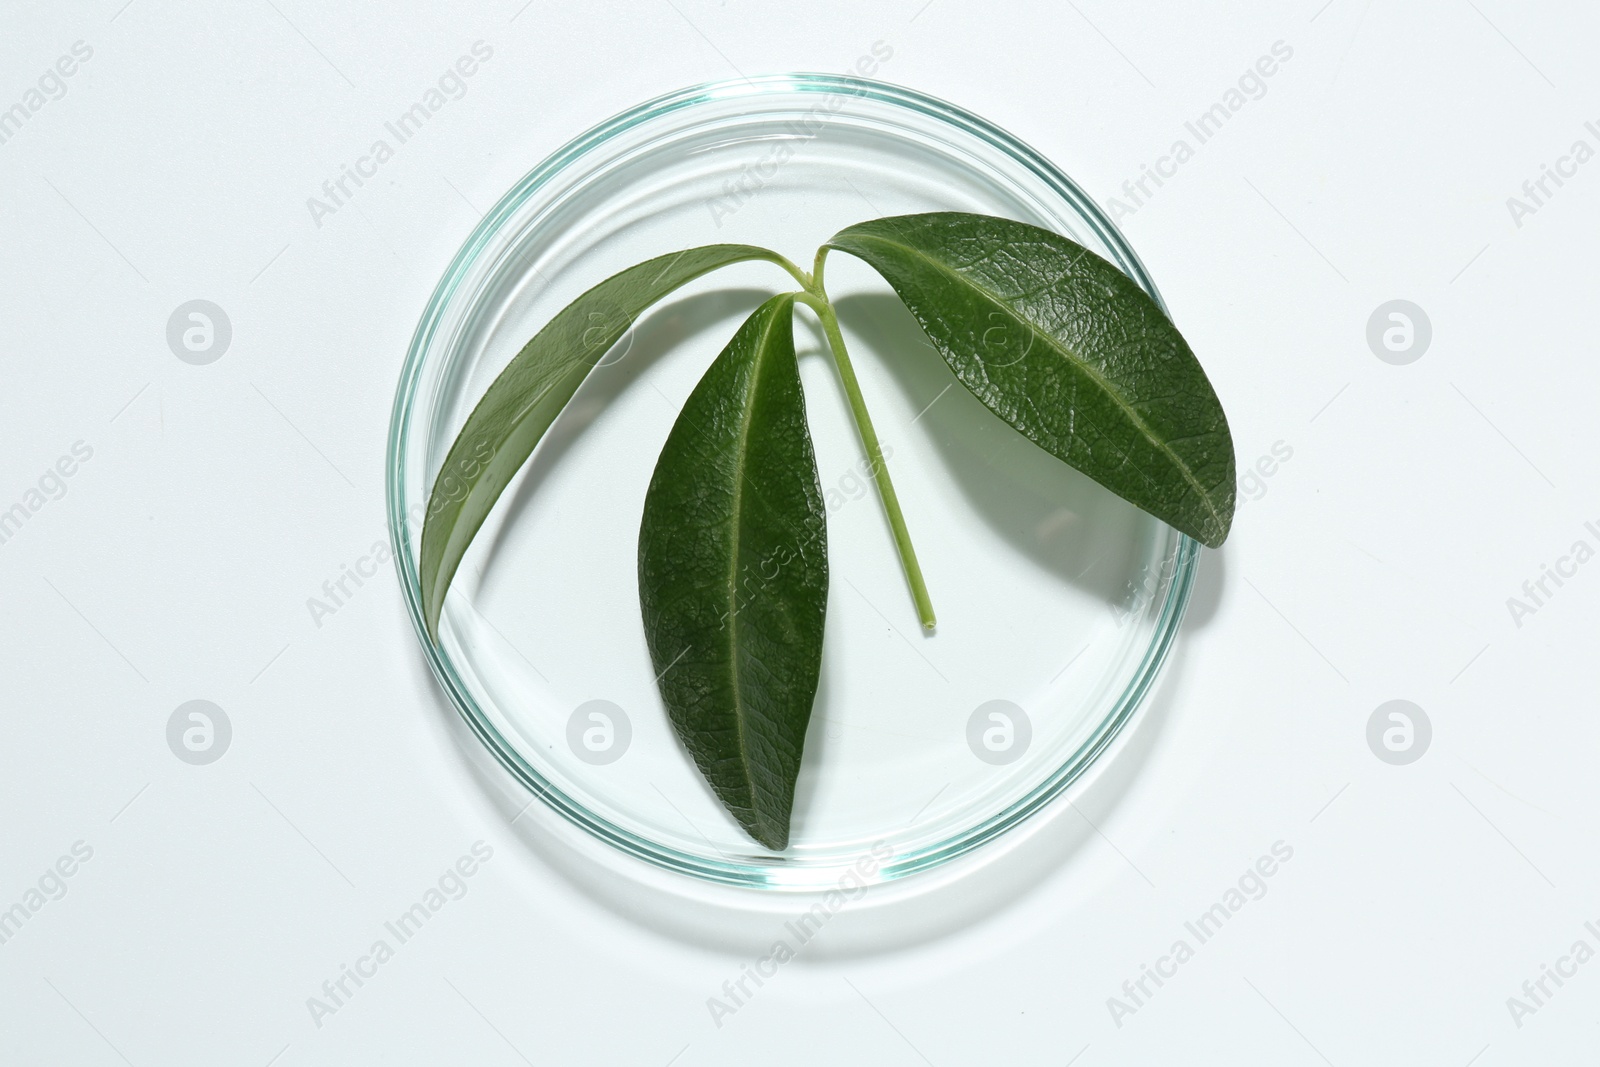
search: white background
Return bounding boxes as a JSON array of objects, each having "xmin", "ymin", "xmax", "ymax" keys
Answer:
[{"xmin": 3, "ymin": 0, "xmax": 1597, "ymax": 1063}]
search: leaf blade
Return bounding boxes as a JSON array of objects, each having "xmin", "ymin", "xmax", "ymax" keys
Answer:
[
  {"xmin": 826, "ymin": 213, "xmax": 1236, "ymax": 546},
  {"xmin": 637, "ymin": 293, "xmax": 826, "ymax": 851},
  {"xmin": 419, "ymin": 244, "xmax": 793, "ymax": 638}
]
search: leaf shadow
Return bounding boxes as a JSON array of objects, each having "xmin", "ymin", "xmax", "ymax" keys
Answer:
[
  {"xmin": 825, "ymin": 292, "xmax": 1153, "ymax": 609},
  {"xmin": 474, "ymin": 287, "xmax": 774, "ymax": 588}
]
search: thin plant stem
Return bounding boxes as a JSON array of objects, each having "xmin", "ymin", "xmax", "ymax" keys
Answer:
[
  {"xmin": 767, "ymin": 251, "xmax": 812, "ymax": 291},
  {"xmin": 794, "ymin": 285, "xmax": 936, "ymax": 631}
]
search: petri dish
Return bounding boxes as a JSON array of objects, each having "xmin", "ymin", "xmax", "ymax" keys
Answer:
[{"xmin": 387, "ymin": 74, "xmax": 1198, "ymax": 889}]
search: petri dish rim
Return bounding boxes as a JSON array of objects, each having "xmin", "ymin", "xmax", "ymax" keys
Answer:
[{"xmin": 385, "ymin": 72, "xmax": 1199, "ymax": 890}]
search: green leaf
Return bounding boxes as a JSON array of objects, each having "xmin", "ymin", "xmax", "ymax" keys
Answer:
[
  {"xmin": 825, "ymin": 212, "xmax": 1236, "ymax": 547},
  {"xmin": 419, "ymin": 244, "xmax": 798, "ymax": 638},
  {"xmin": 637, "ymin": 293, "xmax": 827, "ymax": 851}
]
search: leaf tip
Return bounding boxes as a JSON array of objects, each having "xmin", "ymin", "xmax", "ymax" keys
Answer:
[
  {"xmin": 1189, "ymin": 519, "xmax": 1230, "ymax": 551},
  {"xmin": 1201, "ymin": 489, "xmax": 1236, "ymax": 549},
  {"xmin": 1200, "ymin": 514, "xmax": 1232, "ymax": 550},
  {"xmin": 738, "ymin": 808, "xmax": 790, "ymax": 851}
]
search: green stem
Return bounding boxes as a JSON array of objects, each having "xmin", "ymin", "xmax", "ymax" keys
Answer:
[
  {"xmin": 767, "ymin": 251, "xmax": 812, "ymax": 291},
  {"xmin": 795, "ymin": 285, "xmax": 937, "ymax": 631}
]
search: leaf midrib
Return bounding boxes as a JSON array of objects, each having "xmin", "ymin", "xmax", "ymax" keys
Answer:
[
  {"xmin": 836, "ymin": 231, "xmax": 1225, "ymax": 538},
  {"xmin": 722, "ymin": 298, "xmax": 791, "ymax": 832}
]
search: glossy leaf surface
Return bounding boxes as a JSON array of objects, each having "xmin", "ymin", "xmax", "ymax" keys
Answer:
[
  {"xmin": 637, "ymin": 294, "xmax": 826, "ymax": 851},
  {"xmin": 826, "ymin": 212, "xmax": 1235, "ymax": 546}
]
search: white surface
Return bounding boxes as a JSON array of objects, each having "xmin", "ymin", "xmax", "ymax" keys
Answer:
[{"xmin": 2, "ymin": 1, "xmax": 1595, "ymax": 1063}]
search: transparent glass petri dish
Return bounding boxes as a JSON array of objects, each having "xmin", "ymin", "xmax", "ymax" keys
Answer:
[{"xmin": 387, "ymin": 73, "xmax": 1197, "ymax": 890}]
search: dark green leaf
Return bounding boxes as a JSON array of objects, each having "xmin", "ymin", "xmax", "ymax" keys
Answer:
[
  {"xmin": 825, "ymin": 212, "xmax": 1236, "ymax": 546},
  {"xmin": 637, "ymin": 294, "xmax": 826, "ymax": 851},
  {"xmin": 420, "ymin": 244, "xmax": 795, "ymax": 638}
]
